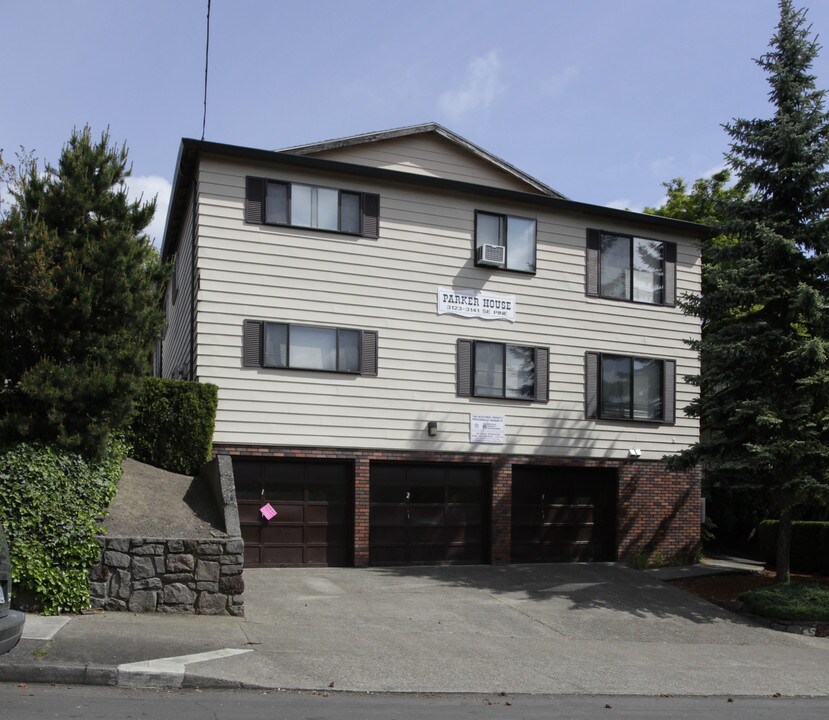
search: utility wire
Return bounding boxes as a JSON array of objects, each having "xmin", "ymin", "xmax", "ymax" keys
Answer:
[{"xmin": 201, "ymin": 0, "xmax": 211, "ymax": 141}]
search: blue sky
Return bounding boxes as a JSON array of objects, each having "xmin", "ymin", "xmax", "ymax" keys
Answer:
[{"xmin": 2, "ymin": 0, "xmax": 828, "ymax": 245}]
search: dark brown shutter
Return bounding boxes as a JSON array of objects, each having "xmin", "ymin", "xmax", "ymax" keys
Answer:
[
  {"xmin": 663, "ymin": 242, "xmax": 677, "ymax": 306},
  {"xmin": 245, "ymin": 177, "xmax": 265, "ymax": 224},
  {"xmin": 586, "ymin": 229, "xmax": 601, "ymax": 296},
  {"xmin": 361, "ymin": 193, "xmax": 380, "ymax": 238},
  {"xmin": 663, "ymin": 359, "xmax": 676, "ymax": 424},
  {"xmin": 534, "ymin": 347, "xmax": 549, "ymax": 403},
  {"xmin": 243, "ymin": 320, "xmax": 263, "ymax": 367},
  {"xmin": 585, "ymin": 352, "xmax": 599, "ymax": 418},
  {"xmin": 456, "ymin": 339, "xmax": 473, "ymax": 397},
  {"xmin": 360, "ymin": 330, "xmax": 378, "ymax": 376}
]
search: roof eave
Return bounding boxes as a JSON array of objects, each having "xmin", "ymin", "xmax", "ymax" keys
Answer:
[{"xmin": 161, "ymin": 138, "xmax": 710, "ymax": 261}]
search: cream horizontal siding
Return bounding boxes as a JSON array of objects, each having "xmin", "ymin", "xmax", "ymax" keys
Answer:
[
  {"xmin": 300, "ymin": 134, "xmax": 544, "ymax": 194},
  {"xmin": 194, "ymin": 156, "xmax": 700, "ymax": 459},
  {"xmin": 161, "ymin": 189, "xmax": 194, "ymax": 379}
]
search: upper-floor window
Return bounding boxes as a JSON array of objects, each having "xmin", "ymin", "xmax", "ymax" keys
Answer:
[
  {"xmin": 457, "ymin": 339, "xmax": 549, "ymax": 402},
  {"xmin": 586, "ymin": 229, "xmax": 676, "ymax": 306},
  {"xmin": 245, "ymin": 176, "xmax": 379, "ymax": 238},
  {"xmin": 475, "ymin": 211, "xmax": 536, "ymax": 273},
  {"xmin": 242, "ymin": 319, "xmax": 378, "ymax": 376},
  {"xmin": 585, "ymin": 352, "xmax": 675, "ymax": 424}
]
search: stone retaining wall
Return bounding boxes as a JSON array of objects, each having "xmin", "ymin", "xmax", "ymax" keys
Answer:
[{"xmin": 89, "ymin": 537, "xmax": 244, "ymax": 616}]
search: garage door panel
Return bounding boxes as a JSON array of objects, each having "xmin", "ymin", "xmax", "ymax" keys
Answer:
[
  {"xmin": 446, "ymin": 505, "xmax": 481, "ymax": 524},
  {"xmin": 370, "ymin": 463, "xmax": 488, "ymax": 566},
  {"xmin": 409, "ymin": 486, "xmax": 444, "ymax": 504},
  {"xmin": 308, "ymin": 483, "xmax": 348, "ymax": 503},
  {"xmin": 306, "ymin": 546, "xmax": 347, "ymax": 566},
  {"xmin": 410, "ymin": 545, "xmax": 452, "ymax": 563},
  {"xmin": 372, "ymin": 506, "xmax": 407, "ymax": 525},
  {"xmin": 544, "ymin": 507, "xmax": 594, "ymax": 524},
  {"xmin": 261, "ymin": 525, "xmax": 303, "ymax": 544},
  {"xmin": 239, "ymin": 505, "xmax": 263, "ymax": 523},
  {"xmin": 540, "ymin": 525, "xmax": 596, "ymax": 542},
  {"xmin": 371, "ymin": 485, "xmax": 407, "ymax": 504},
  {"xmin": 409, "ymin": 507, "xmax": 445, "ymax": 525},
  {"xmin": 409, "ymin": 526, "xmax": 445, "ymax": 544},
  {"xmin": 267, "ymin": 463, "xmax": 303, "ymax": 484},
  {"xmin": 305, "ymin": 525, "xmax": 344, "ymax": 544},
  {"xmin": 371, "ymin": 546, "xmax": 407, "ymax": 565},
  {"xmin": 372, "ymin": 526, "xmax": 406, "ymax": 545},
  {"xmin": 305, "ymin": 504, "xmax": 347, "ymax": 523},
  {"xmin": 244, "ymin": 546, "xmax": 260, "ymax": 565},
  {"xmin": 234, "ymin": 459, "xmax": 352, "ymax": 568},
  {"xmin": 511, "ymin": 466, "xmax": 616, "ymax": 563},
  {"xmin": 265, "ymin": 483, "xmax": 303, "ymax": 502},
  {"xmin": 262, "ymin": 546, "xmax": 304, "ymax": 565},
  {"xmin": 273, "ymin": 505, "xmax": 304, "ymax": 523},
  {"xmin": 447, "ymin": 525, "xmax": 481, "ymax": 543},
  {"xmin": 233, "ymin": 460, "xmax": 261, "ymax": 484},
  {"xmin": 446, "ymin": 545, "xmax": 481, "ymax": 562},
  {"xmin": 408, "ymin": 466, "xmax": 444, "ymax": 485},
  {"xmin": 241, "ymin": 525, "xmax": 260, "ymax": 543}
]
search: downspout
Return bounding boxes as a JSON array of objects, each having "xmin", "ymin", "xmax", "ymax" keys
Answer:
[{"xmin": 190, "ymin": 174, "xmax": 198, "ymax": 381}]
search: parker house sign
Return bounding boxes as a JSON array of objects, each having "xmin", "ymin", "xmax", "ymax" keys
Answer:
[{"xmin": 437, "ymin": 287, "xmax": 516, "ymax": 322}]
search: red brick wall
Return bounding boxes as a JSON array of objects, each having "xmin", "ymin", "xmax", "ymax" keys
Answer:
[
  {"xmin": 214, "ymin": 444, "xmax": 700, "ymax": 566},
  {"xmin": 617, "ymin": 462, "xmax": 702, "ymax": 563}
]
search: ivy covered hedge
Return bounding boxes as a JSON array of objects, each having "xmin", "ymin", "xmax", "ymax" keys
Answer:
[
  {"xmin": 126, "ymin": 378, "xmax": 218, "ymax": 476},
  {"xmin": 758, "ymin": 520, "xmax": 829, "ymax": 574},
  {"xmin": 0, "ymin": 438, "xmax": 127, "ymax": 614}
]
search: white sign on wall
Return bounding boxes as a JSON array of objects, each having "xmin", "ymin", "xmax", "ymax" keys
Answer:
[
  {"xmin": 470, "ymin": 414, "xmax": 505, "ymax": 444},
  {"xmin": 437, "ymin": 287, "xmax": 516, "ymax": 322}
]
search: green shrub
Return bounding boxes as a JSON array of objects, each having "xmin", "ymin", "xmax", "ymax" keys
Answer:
[
  {"xmin": 0, "ymin": 438, "xmax": 127, "ymax": 614},
  {"xmin": 126, "ymin": 377, "xmax": 218, "ymax": 475},
  {"xmin": 739, "ymin": 583, "xmax": 829, "ymax": 621},
  {"xmin": 758, "ymin": 520, "xmax": 829, "ymax": 574}
]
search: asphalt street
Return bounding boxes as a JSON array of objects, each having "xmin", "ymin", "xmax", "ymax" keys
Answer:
[{"xmin": 3, "ymin": 684, "xmax": 829, "ymax": 720}]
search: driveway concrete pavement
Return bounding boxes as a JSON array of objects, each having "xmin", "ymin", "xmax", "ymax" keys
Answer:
[{"xmin": 1, "ymin": 563, "xmax": 827, "ymax": 694}]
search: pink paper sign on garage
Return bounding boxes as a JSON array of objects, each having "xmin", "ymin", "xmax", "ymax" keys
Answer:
[{"xmin": 260, "ymin": 502, "xmax": 277, "ymax": 521}]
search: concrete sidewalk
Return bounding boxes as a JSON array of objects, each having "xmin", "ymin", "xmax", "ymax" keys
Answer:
[{"xmin": 1, "ymin": 563, "xmax": 827, "ymax": 695}]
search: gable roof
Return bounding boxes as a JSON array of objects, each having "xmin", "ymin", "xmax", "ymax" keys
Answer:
[{"xmin": 278, "ymin": 123, "xmax": 567, "ymax": 200}]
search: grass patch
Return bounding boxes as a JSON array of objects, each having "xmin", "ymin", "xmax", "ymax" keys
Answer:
[{"xmin": 738, "ymin": 582, "xmax": 829, "ymax": 621}]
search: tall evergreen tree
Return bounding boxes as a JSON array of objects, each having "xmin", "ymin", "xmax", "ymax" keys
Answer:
[
  {"xmin": 0, "ymin": 127, "xmax": 169, "ymax": 457},
  {"xmin": 669, "ymin": 1, "xmax": 829, "ymax": 582}
]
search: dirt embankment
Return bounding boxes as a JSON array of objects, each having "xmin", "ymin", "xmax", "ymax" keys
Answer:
[{"xmin": 102, "ymin": 458, "xmax": 225, "ymax": 539}]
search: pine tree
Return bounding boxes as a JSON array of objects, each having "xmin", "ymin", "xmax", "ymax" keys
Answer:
[
  {"xmin": 0, "ymin": 127, "xmax": 169, "ymax": 457},
  {"xmin": 669, "ymin": 1, "xmax": 829, "ymax": 582}
]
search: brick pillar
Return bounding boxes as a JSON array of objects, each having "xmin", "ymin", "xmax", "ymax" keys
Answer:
[
  {"xmin": 490, "ymin": 459, "xmax": 512, "ymax": 564},
  {"xmin": 616, "ymin": 460, "xmax": 701, "ymax": 563},
  {"xmin": 353, "ymin": 457, "xmax": 370, "ymax": 567}
]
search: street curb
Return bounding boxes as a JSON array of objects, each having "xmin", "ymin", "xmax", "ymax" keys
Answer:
[
  {"xmin": 0, "ymin": 662, "xmax": 118, "ymax": 686},
  {"xmin": 0, "ymin": 662, "xmax": 265, "ymax": 690}
]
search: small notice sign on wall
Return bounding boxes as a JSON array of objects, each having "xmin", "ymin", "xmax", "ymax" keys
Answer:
[
  {"xmin": 470, "ymin": 414, "xmax": 505, "ymax": 444},
  {"xmin": 438, "ymin": 287, "xmax": 516, "ymax": 322},
  {"xmin": 260, "ymin": 503, "xmax": 277, "ymax": 521}
]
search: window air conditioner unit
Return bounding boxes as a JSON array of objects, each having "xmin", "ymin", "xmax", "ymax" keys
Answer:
[{"xmin": 477, "ymin": 244, "xmax": 505, "ymax": 266}]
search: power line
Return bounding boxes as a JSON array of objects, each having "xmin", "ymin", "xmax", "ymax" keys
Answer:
[{"xmin": 201, "ymin": 0, "xmax": 211, "ymax": 141}]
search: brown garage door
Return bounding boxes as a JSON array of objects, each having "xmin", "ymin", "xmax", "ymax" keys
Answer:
[
  {"xmin": 370, "ymin": 463, "xmax": 488, "ymax": 566},
  {"xmin": 511, "ymin": 466, "xmax": 616, "ymax": 562},
  {"xmin": 233, "ymin": 459, "xmax": 352, "ymax": 567}
]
